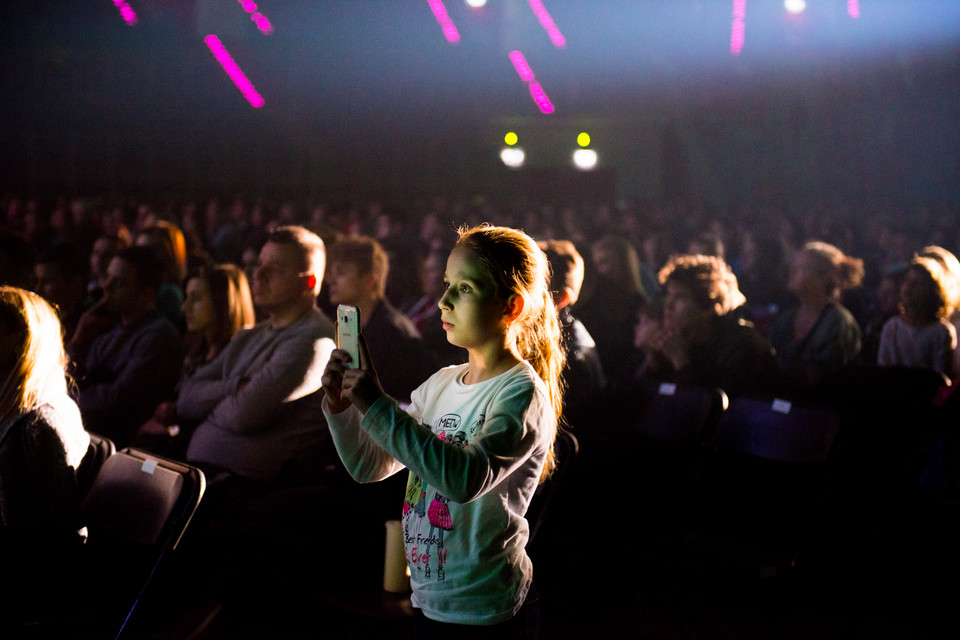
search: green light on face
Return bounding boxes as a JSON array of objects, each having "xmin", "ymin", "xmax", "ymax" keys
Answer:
[
  {"xmin": 577, "ymin": 132, "xmax": 591, "ymax": 147},
  {"xmin": 504, "ymin": 132, "xmax": 519, "ymax": 146}
]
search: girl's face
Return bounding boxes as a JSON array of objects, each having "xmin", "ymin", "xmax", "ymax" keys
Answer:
[
  {"xmin": 182, "ymin": 277, "xmax": 214, "ymax": 334},
  {"xmin": 438, "ymin": 248, "xmax": 510, "ymax": 351}
]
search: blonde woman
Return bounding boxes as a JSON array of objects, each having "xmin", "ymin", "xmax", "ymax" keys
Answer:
[{"xmin": 1, "ymin": 286, "xmax": 90, "ymax": 619}]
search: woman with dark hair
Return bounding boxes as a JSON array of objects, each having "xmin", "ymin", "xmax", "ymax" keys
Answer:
[
  {"xmin": 636, "ymin": 254, "xmax": 779, "ymax": 397},
  {"xmin": 135, "ymin": 264, "xmax": 255, "ymax": 455},
  {"xmin": 769, "ymin": 241, "xmax": 864, "ymax": 392},
  {"xmin": 877, "ymin": 256, "xmax": 957, "ymax": 376},
  {"xmin": 179, "ymin": 264, "xmax": 256, "ymax": 373}
]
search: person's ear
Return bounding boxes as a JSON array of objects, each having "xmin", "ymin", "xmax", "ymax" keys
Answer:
[
  {"xmin": 554, "ymin": 287, "xmax": 574, "ymax": 310},
  {"xmin": 503, "ymin": 294, "xmax": 525, "ymax": 323}
]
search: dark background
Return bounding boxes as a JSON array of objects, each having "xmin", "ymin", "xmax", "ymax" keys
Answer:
[{"xmin": 2, "ymin": 0, "xmax": 959, "ymax": 207}]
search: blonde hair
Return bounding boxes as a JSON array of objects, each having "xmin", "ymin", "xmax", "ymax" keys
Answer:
[
  {"xmin": 455, "ymin": 225, "xmax": 565, "ymax": 480},
  {"xmin": 802, "ymin": 241, "xmax": 864, "ymax": 298},
  {"xmin": 0, "ymin": 287, "xmax": 71, "ymax": 424},
  {"xmin": 919, "ymin": 245, "xmax": 960, "ymax": 313}
]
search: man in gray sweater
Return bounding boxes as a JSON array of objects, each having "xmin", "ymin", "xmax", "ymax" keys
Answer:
[{"xmin": 177, "ymin": 225, "xmax": 336, "ymax": 485}]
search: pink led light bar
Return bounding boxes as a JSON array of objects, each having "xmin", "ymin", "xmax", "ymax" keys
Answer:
[
  {"xmin": 508, "ymin": 51, "xmax": 554, "ymax": 114},
  {"xmin": 528, "ymin": 82, "xmax": 555, "ymax": 114},
  {"xmin": 848, "ymin": 0, "xmax": 860, "ymax": 19},
  {"xmin": 730, "ymin": 0, "xmax": 746, "ymax": 56},
  {"xmin": 427, "ymin": 0, "xmax": 460, "ymax": 43},
  {"xmin": 112, "ymin": 0, "xmax": 137, "ymax": 26},
  {"xmin": 237, "ymin": 0, "xmax": 274, "ymax": 36},
  {"xmin": 509, "ymin": 51, "xmax": 536, "ymax": 82},
  {"xmin": 204, "ymin": 35, "xmax": 265, "ymax": 108},
  {"xmin": 526, "ymin": 0, "xmax": 566, "ymax": 48}
]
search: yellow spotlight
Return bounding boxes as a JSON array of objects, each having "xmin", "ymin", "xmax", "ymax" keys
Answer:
[
  {"xmin": 504, "ymin": 132, "xmax": 519, "ymax": 146},
  {"xmin": 577, "ymin": 132, "xmax": 591, "ymax": 147}
]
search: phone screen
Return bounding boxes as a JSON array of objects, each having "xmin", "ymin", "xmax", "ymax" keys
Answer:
[{"xmin": 337, "ymin": 304, "xmax": 361, "ymax": 367}]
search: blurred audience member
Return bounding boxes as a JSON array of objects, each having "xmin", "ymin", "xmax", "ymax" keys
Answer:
[
  {"xmin": 539, "ymin": 239, "xmax": 607, "ymax": 422},
  {"xmin": 326, "ymin": 235, "xmax": 433, "ymax": 403},
  {"xmin": 405, "ymin": 246, "xmax": 464, "ymax": 369},
  {"xmin": 0, "ymin": 230, "xmax": 34, "ymax": 289},
  {"xmin": 1, "ymin": 287, "xmax": 90, "ymax": 621},
  {"xmin": 579, "ymin": 235, "xmax": 649, "ymax": 391},
  {"xmin": 135, "ymin": 220, "xmax": 188, "ymax": 329},
  {"xmin": 769, "ymin": 241, "xmax": 864, "ymax": 393},
  {"xmin": 86, "ymin": 230, "xmax": 131, "ymax": 305},
  {"xmin": 70, "ymin": 245, "xmax": 183, "ymax": 447},
  {"xmin": 32, "ymin": 241, "xmax": 91, "ymax": 340},
  {"xmin": 862, "ymin": 262, "xmax": 905, "ymax": 362},
  {"xmin": 919, "ymin": 245, "xmax": 960, "ymax": 376},
  {"xmin": 636, "ymin": 254, "xmax": 779, "ymax": 396},
  {"xmin": 878, "ymin": 255, "xmax": 957, "ymax": 376}
]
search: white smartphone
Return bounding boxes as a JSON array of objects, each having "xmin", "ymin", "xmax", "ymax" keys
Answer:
[{"xmin": 336, "ymin": 304, "xmax": 362, "ymax": 367}]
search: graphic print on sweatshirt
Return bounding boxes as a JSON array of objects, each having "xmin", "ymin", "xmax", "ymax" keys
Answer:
[{"xmin": 402, "ymin": 411, "xmax": 483, "ymax": 582}]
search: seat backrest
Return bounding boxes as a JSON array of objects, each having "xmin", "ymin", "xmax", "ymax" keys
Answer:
[
  {"xmin": 710, "ymin": 396, "xmax": 841, "ymax": 464},
  {"xmin": 80, "ymin": 447, "xmax": 205, "ymax": 636},
  {"xmin": 632, "ymin": 380, "xmax": 729, "ymax": 444},
  {"xmin": 696, "ymin": 396, "xmax": 844, "ymax": 533},
  {"xmin": 75, "ymin": 433, "xmax": 116, "ymax": 501}
]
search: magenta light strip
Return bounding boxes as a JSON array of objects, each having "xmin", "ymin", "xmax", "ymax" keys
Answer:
[
  {"xmin": 730, "ymin": 0, "xmax": 746, "ymax": 56},
  {"xmin": 112, "ymin": 0, "xmax": 137, "ymax": 25},
  {"xmin": 427, "ymin": 0, "xmax": 461, "ymax": 43},
  {"xmin": 526, "ymin": 0, "xmax": 566, "ymax": 48},
  {"xmin": 509, "ymin": 51, "xmax": 554, "ymax": 114},
  {"xmin": 237, "ymin": 0, "xmax": 274, "ymax": 36},
  {"xmin": 847, "ymin": 0, "xmax": 860, "ymax": 19},
  {"xmin": 528, "ymin": 82, "xmax": 555, "ymax": 114},
  {"xmin": 509, "ymin": 51, "xmax": 536, "ymax": 82},
  {"xmin": 204, "ymin": 35, "xmax": 265, "ymax": 108}
]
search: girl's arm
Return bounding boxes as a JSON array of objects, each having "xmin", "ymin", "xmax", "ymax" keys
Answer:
[
  {"xmin": 361, "ymin": 378, "xmax": 551, "ymax": 504},
  {"xmin": 323, "ymin": 398, "xmax": 405, "ymax": 483}
]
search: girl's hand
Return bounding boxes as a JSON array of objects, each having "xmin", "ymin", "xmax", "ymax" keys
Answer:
[
  {"xmin": 340, "ymin": 334, "xmax": 385, "ymax": 413},
  {"xmin": 322, "ymin": 349, "xmax": 354, "ymax": 414}
]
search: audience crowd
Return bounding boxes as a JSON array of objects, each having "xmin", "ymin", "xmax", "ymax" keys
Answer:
[{"xmin": 4, "ymin": 189, "xmax": 960, "ymax": 632}]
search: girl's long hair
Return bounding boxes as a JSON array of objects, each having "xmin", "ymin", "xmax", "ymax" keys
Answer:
[
  {"xmin": 0, "ymin": 286, "xmax": 71, "ymax": 425},
  {"xmin": 455, "ymin": 224, "xmax": 566, "ymax": 480}
]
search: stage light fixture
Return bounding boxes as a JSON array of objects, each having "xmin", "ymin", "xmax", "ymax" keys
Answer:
[
  {"xmin": 528, "ymin": 82, "xmax": 555, "ymax": 114},
  {"xmin": 237, "ymin": 0, "xmax": 274, "ymax": 35},
  {"xmin": 526, "ymin": 0, "xmax": 566, "ymax": 48},
  {"xmin": 731, "ymin": 0, "xmax": 746, "ymax": 56},
  {"xmin": 785, "ymin": 0, "xmax": 806, "ymax": 14},
  {"xmin": 509, "ymin": 51, "xmax": 536, "ymax": 83},
  {"xmin": 112, "ymin": 0, "xmax": 137, "ymax": 25},
  {"xmin": 465, "ymin": 0, "xmax": 487, "ymax": 8},
  {"xmin": 204, "ymin": 35, "xmax": 265, "ymax": 108},
  {"xmin": 577, "ymin": 132, "xmax": 591, "ymax": 148},
  {"xmin": 505, "ymin": 132, "xmax": 519, "ymax": 146},
  {"xmin": 572, "ymin": 149, "xmax": 598, "ymax": 171},
  {"xmin": 427, "ymin": 0, "xmax": 461, "ymax": 43},
  {"xmin": 501, "ymin": 147, "xmax": 526, "ymax": 169}
]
